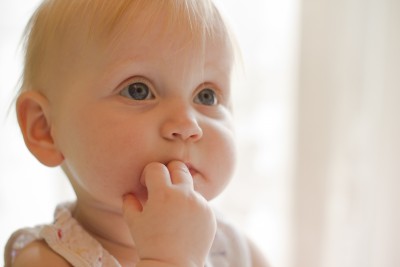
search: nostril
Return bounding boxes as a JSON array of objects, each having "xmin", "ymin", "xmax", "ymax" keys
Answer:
[
  {"xmin": 160, "ymin": 109, "xmax": 203, "ymax": 141},
  {"xmin": 170, "ymin": 130, "xmax": 202, "ymax": 141}
]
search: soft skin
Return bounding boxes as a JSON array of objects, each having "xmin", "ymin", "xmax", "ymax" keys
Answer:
[
  {"xmin": 15, "ymin": 3, "xmax": 270, "ymax": 266},
  {"xmin": 16, "ymin": 10, "xmax": 238, "ymax": 267}
]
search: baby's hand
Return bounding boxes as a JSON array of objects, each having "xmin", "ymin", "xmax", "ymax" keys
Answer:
[{"xmin": 122, "ymin": 161, "xmax": 216, "ymax": 267}]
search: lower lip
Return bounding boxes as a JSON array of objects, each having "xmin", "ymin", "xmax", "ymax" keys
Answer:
[{"xmin": 188, "ymin": 168, "xmax": 197, "ymax": 177}]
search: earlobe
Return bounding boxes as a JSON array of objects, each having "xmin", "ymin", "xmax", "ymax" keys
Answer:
[{"xmin": 16, "ymin": 90, "xmax": 64, "ymax": 167}]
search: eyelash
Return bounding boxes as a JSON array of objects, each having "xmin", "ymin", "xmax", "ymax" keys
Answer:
[
  {"xmin": 119, "ymin": 78, "xmax": 155, "ymax": 101},
  {"xmin": 194, "ymin": 88, "xmax": 219, "ymax": 106},
  {"xmin": 118, "ymin": 77, "xmax": 222, "ymax": 106}
]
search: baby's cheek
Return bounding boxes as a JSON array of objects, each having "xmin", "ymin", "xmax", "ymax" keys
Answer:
[
  {"xmin": 201, "ymin": 133, "xmax": 236, "ymax": 200},
  {"xmin": 64, "ymin": 147, "xmax": 139, "ymax": 196}
]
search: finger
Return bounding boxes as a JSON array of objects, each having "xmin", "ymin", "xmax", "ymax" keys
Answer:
[
  {"xmin": 167, "ymin": 160, "xmax": 193, "ymax": 187},
  {"xmin": 141, "ymin": 162, "xmax": 171, "ymax": 195},
  {"xmin": 122, "ymin": 194, "xmax": 143, "ymax": 222}
]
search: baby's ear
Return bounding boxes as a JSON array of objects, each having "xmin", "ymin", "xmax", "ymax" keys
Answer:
[{"xmin": 16, "ymin": 90, "xmax": 64, "ymax": 167}]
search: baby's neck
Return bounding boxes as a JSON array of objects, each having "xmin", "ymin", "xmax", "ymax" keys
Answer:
[{"xmin": 72, "ymin": 201, "xmax": 139, "ymax": 266}]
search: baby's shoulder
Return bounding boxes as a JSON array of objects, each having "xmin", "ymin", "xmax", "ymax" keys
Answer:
[{"xmin": 12, "ymin": 239, "xmax": 71, "ymax": 267}]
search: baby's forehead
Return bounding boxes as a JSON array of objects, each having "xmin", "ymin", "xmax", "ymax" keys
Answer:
[
  {"xmin": 51, "ymin": 0, "xmax": 228, "ymax": 49},
  {"xmin": 23, "ymin": 0, "xmax": 234, "ymax": 93}
]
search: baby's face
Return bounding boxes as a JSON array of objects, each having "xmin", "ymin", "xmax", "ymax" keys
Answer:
[{"xmin": 49, "ymin": 13, "xmax": 236, "ymax": 211}]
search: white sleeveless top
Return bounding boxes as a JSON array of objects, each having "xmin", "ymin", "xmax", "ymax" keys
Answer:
[{"xmin": 4, "ymin": 203, "xmax": 251, "ymax": 267}]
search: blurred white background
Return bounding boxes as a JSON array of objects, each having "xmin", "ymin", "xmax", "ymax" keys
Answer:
[{"xmin": 1, "ymin": 0, "xmax": 399, "ymax": 267}]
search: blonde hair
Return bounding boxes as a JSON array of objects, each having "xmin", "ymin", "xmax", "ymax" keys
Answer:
[{"xmin": 20, "ymin": 0, "xmax": 234, "ymax": 94}]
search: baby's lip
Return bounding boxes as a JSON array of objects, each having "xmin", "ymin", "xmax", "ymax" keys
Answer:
[{"xmin": 184, "ymin": 162, "xmax": 198, "ymax": 176}]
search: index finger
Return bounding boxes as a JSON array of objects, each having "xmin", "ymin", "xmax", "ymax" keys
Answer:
[{"xmin": 141, "ymin": 162, "xmax": 171, "ymax": 195}]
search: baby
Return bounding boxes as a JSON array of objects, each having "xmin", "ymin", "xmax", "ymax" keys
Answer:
[{"xmin": 4, "ymin": 0, "xmax": 268, "ymax": 266}]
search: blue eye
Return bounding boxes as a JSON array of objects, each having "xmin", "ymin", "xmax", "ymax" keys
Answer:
[
  {"xmin": 120, "ymin": 82, "xmax": 154, "ymax": 100},
  {"xmin": 194, "ymin": 88, "xmax": 217, "ymax": 106}
]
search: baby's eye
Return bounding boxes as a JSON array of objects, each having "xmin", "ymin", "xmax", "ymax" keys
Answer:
[
  {"xmin": 194, "ymin": 88, "xmax": 218, "ymax": 106},
  {"xmin": 120, "ymin": 82, "xmax": 154, "ymax": 101}
]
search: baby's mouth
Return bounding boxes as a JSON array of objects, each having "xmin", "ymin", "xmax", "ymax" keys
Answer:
[{"xmin": 185, "ymin": 163, "xmax": 198, "ymax": 177}]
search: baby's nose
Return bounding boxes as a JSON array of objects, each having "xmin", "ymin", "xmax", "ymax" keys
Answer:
[{"xmin": 160, "ymin": 105, "xmax": 203, "ymax": 142}]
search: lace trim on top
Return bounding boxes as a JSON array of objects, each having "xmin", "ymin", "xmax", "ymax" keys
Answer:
[
  {"xmin": 5, "ymin": 203, "xmax": 250, "ymax": 267},
  {"xmin": 40, "ymin": 203, "xmax": 120, "ymax": 267}
]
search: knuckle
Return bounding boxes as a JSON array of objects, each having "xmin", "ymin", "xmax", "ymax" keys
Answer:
[
  {"xmin": 142, "ymin": 162, "xmax": 168, "ymax": 183},
  {"xmin": 145, "ymin": 162, "xmax": 167, "ymax": 173},
  {"xmin": 168, "ymin": 162, "xmax": 191, "ymax": 182},
  {"xmin": 168, "ymin": 160, "xmax": 188, "ymax": 173}
]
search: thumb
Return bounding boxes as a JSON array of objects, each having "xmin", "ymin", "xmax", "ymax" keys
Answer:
[{"xmin": 122, "ymin": 194, "xmax": 143, "ymax": 223}]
